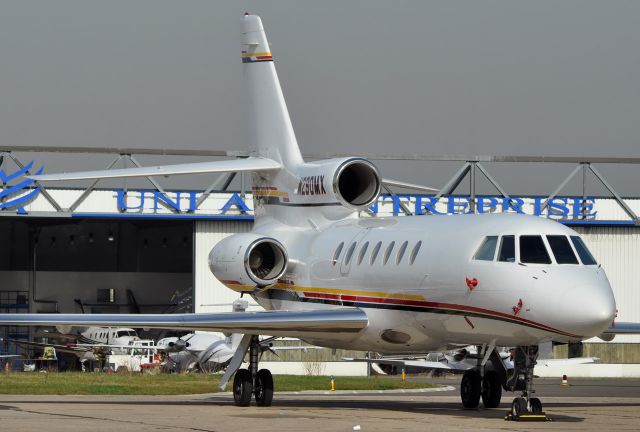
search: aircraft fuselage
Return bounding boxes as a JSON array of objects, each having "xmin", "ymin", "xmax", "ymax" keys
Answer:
[{"xmin": 242, "ymin": 212, "xmax": 616, "ymax": 353}]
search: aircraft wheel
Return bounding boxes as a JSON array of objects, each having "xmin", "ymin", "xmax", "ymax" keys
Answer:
[
  {"xmin": 530, "ymin": 397, "xmax": 543, "ymax": 413},
  {"xmin": 511, "ymin": 397, "xmax": 527, "ymax": 418},
  {"xmin": 481, "ymin": 371, "xmax": 502, "ymax": 408},
  {"xmin": 254, "ymin": 369, "xmax": 274, "ymax": 407},
  {"xmin": 460, "ymin": 369, "xmax": 481, "ymax": 408},
  {"xmin": 233, "ymin": 368, "xmax": 253, "ymax": 407}
]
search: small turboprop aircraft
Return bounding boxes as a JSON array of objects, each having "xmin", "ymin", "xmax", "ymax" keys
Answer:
[
  {"xmin": 8, "ymin": 326, "xmax": 143, "ymax": 363},
  {"xmin": 1, "ymin": 14, "xmax": 639, "ymax": 418},
  {"xmin": 158, "ymin": 331, "xmax": 320, "ymax": 373}
]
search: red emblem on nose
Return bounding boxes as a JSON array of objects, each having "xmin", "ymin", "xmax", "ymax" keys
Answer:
[{"xmin": 466, "ymin": 277, "xmax": 478, "ymax": 290}]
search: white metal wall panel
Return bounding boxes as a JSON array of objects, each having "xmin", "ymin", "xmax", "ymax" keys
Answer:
[
  {"xmin": 576, "ymin": 227, "xmax": 640, "ymax": 343},
  {"xmin": 194, "ymin": 220, "xmax": 254, "ymax": 313}
]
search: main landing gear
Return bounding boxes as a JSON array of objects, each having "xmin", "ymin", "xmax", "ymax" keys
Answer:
[
  {"xmin": 460, "ymin": 345, "xmax": 504, "ymax": 409},
  {"xmin": 232, "ymin": 335, "xmax": 274, "ymax": 407},
  {"xmin": 460, "ymin": 345, "xmax": 547, "ymax": 420}
]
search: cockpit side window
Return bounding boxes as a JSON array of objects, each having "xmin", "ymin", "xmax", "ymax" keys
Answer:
[
  {"xmin": 519, "ymin": 235, "xmax": 551, "ymax": 264},
  {"xmin": 473, "ymin": 236, "xmax": 498, "ymax": 261},
  {"xmin": 571, "ymin": 236, "xmax": 597, "ymax": 265},
  {"xmin": 546, "ymin": 235, "xmax": 579, "ymax": 264},
  {"xmin": 498, "ymin": 235, "xmax": 515, "ymax": 262}
]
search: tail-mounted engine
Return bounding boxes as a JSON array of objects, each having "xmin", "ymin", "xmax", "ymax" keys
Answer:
[
  {"xmin": 294, "ymin": 157, "xmax": 382, "ymax": 211},
  {"xmin": 208, "ymin": 233, "xmax": 288, "ymax": 291}
]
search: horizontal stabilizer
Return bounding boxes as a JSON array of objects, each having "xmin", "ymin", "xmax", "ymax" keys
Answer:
[
  {"xmin": 29, "ymin": 157, "xmax": 281, "ymax": 182},
  {"xmin": 0, "ymin": 308, "xmax": 368, "ymax": 338},
  {"xmin": 382, "ymin": 178, "xmax": 439, "ymax": 193}
]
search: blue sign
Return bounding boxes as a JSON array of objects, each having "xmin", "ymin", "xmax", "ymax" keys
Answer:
[
  {"xmin": 370, "ymin": 195, "xmax": 598, "ymax": 219},
  {"xmin": 0, "ymin": 161, "xmax": 43, "ymax": 213}
]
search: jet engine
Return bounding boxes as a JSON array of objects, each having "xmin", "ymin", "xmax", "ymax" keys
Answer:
[
  {"xmin": 332, "ymin": 158, "xmax": 381, "ymax": 209},
  {"xmin": 208, "ymin": 233, "xmax": 288, "ymax": 291},
  {"xmin": 294, "ymin": 157, "xmax": 382, "ymax": 211}
]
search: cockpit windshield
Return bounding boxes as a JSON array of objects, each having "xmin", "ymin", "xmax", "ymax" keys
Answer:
[
  {"xmin": 571, "ymin": 236, "xmax": 598, "ymax": 265},
  {"xmin": 473, "ymin": 234, "xmax": 595, "ymax": 266},
  {"xmin": 547, "ymin": 235, "xmax": 579, "ymax": 264},
  {"xmin": 519, "ymin": 235, "xmax": 552, "ymax": 264},
  {"xmin": 498, "ymin": 236, "xmax": 515, "ymax": 262}
]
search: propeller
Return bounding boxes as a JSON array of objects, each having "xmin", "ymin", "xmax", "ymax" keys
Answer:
[{"xmin": 166, "ymin": 333, "xmax": 194, "ymax": 353}]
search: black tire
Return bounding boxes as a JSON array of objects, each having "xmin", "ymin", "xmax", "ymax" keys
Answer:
[
  {"xmin": 254, "ymin": 369, "xmax": 274, "ymax": 407},
  {"xmin": 511, "ymin": 397, "xmax": 527, "ymax": 418},
  {"xmin": 481, "ymin": 371, "xmax": 502, "ymax": 408},
  {"xmin": 460, "ymin": 370, "xmax": 481, "ymax": 409},
  {"xmin": 233, "ymin": 369, "xmax": 253, "ymax": 407},
  {"xmin": 530, "ymin": 397, "xmax": 543, "ymax": 413}
]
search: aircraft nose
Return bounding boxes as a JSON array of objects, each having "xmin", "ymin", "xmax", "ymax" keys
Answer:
[{"xmin": 569, "ymin": 282, "xmax": 616, "ymax": 338}]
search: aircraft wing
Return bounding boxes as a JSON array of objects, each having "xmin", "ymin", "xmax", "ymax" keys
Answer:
[
  {"xmin": 535, "ymin": 357, "xmax": 598, "ymax": 367},
  {"xmin": 8, "ymin": 339, "xmax": 92, "ymax": 355},
  {"xmin": 28, "ymin": 157, "xmax": 281, "ymax": 181},
  {"xmin": 0, "ymin": 308, "xmax": 368, "ymax": 338},
  {"xmin": 602, "ymin": 322, "xmax": 640, "ymax": 335}
]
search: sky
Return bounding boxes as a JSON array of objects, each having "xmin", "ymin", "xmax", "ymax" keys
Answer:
[{"xmin": 1, "ymin": 1, "xmax": 639, "ymax": 195}]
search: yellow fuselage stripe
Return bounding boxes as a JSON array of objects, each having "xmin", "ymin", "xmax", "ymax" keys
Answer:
[
  {"xmin": 241, "ymin": 52, "xmax": 272, "ymax": 57},
  {"xmin": 223, "ymin": 281, "xmax": 425, "ymax": 301},
  {"xmin": 252, "ymin": 190, "xmax": 289, "ymax": 198}
]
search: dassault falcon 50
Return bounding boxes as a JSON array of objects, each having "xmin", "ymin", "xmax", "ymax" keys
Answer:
[{"xmin": 1, "ymin": 13, "xmax": 638, "ymax": 418}]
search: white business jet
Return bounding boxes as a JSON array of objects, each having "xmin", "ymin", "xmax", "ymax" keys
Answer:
[{"xmin": 1, "ymin": 14, "xmax": 638, "ymax": 418}]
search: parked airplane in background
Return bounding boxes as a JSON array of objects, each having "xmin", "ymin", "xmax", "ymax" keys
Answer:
[
  {"xmin": 345, "ymin": 346, "xmax": 598, "ymax": 377},
  {"xmin": 158, "ymin": 332, "xmax": 238, "ymax": 372},
  {"xmin": 9, "ymin": 326, "xmax": 143, "ymax": 361},
  {"xmin": 1, "ymin": 13, "xmax": 639, "ymax": 419},
  {"xmin": 158, "ymin": 331, "xmax": 320, "ymax": 373}
]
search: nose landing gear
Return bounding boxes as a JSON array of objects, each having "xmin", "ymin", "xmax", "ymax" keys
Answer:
[{"xmin": 505, "ymin": 345, "xmax": 549, "ymax": 421}]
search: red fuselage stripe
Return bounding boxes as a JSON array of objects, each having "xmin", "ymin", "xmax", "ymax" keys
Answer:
[{"xmin": 302, "ymin": 291, "xmax": 580, "ymax": 338}]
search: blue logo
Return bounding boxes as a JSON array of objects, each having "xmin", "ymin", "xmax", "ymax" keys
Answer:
[{"xmin": 0, "ymin": 161, "xmax": 44, "ymax": 213}]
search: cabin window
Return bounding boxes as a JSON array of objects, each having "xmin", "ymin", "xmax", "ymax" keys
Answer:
[
  {"xmin": 546, "ymin": 235, "xmax": 579, "ymax": 264},
  {"xmin": 344, "ymin": 242, "xmax": 357, "ymax": 265},
  {"xmin": 519, "ymin": 235, "xmax": 551, "ymax": 264},
  {"xmin": 571, "ymin": 236, "xmax": 597, "ymax": 265},
  {"xmin": 383, "ymin": 241, "xmax": 396, "ymax": 265},
  {"xmin": 498, "ymin": 235, "xmax": 515, "ymax": 262},
  {"xmin": 409, "ymin": 241, "xmax": 422, "ymax": 265},
  {"xmin": 357, "ymin": 242, "xmax": 369, "ymax": 265},
  {"xmin": 396, "ymin": 241, "xmax": 409, "ymax": 265},
  {"xmin": 370, "ymin": 241, "xmax": 382, "ymax": 265},
  {"xmin": 473, "ymin": 236, "xmax": 498, "ymax": 261},
  {"xmin": 332, "ymin": 242, "xmax": 344, "ymax": 266}
]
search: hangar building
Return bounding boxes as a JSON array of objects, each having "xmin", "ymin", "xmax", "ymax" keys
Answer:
[{"xmin": 1, "ymin": 150, "xmax": 639, "ymax": 372}]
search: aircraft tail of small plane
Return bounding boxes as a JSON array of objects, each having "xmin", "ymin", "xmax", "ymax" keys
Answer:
[{"xmin": 241, "ymin": 13, "xmax": 303, "ymax": 169}]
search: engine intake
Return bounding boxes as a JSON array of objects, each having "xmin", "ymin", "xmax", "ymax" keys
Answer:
[
  {"xmin": 208, "ymin": 233, "xmax": 288, "ymax": 291},
  {"xmin": 333, "ymin": 158, "xmax": 381, "ymax": 209},
  {"xmin": 245, "ymin": 238, "xmax": 288, "ymax": 286}
]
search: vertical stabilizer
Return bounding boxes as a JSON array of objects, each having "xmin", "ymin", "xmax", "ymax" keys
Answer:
[{"xmin": 241, "ymin": 14, "xmax": 303, "ymax": 168}]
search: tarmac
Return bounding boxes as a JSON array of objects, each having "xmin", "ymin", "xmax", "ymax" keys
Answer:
[{"xmin": 1, "ymin": 378, "xmax": 639, "ymax": 431}]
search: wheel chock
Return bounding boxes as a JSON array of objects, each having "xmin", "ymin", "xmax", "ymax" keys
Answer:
[{"xmin": 504, "ymin": 412, "xmax": 552, "ymax": 422}]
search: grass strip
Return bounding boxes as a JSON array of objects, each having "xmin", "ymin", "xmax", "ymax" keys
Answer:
[{"xmin": 0, "ymin": 372, "xmax": 436, "ymax": 395}]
